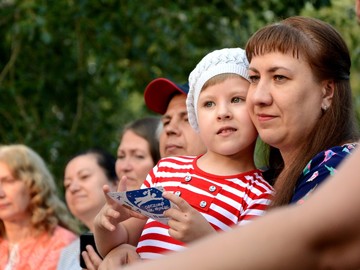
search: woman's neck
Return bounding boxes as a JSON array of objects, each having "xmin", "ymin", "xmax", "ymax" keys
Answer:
[
  {"xmin": 279, "ymin": 146, "xmax": 303, "ymax": 169},
  {"xmin": 4, "ymin": 220, "xmax": 34, "ymax": 244},
  {"xmin": 79, "ymin": 212, "xmax": 97, "ymax": 232}
]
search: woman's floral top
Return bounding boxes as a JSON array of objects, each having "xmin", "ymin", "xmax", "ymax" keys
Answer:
[{"xmin": 291, "ymin": 143, "xmax": 357, "ymax": 204}]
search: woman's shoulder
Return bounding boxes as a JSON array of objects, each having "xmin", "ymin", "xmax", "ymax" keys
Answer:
[
  {"xmin": 305, "ymin": 143, "xmax": 357, "ymax": 171},
  {"xmin": 57, "ymin": 238, "xmax": 80, "ymax": 270},
  {"xmin": 292, "ymin": 143, "xmax": 357, "ymax": 204},
  {"xmin": 49, "ymin": 226, "xmax": 78, "ymax": 246},
  {"xmin": 318, "ymin": 143, "xmax": 356, "ymax": 156}
]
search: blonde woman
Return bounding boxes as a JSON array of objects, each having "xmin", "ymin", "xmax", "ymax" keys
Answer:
[{"xmin": 0, "ymin": 144, "xmax": 78, "ymax": 270}]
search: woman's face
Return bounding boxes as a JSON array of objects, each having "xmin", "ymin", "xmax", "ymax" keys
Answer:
[
  {"xmin": 116, "ymin": 130, "xmax": 155, "ymax": 190},
  {"xmin": 0, "ymin": 162, "xmax": 31, "ymax": 224},
  {"xmin": 64, "ymin": 154, "xmax": 116, "ymax": 229},
  {"xmin": 247, "ymin": 52, "xmax": 327, "ymax": 160}
]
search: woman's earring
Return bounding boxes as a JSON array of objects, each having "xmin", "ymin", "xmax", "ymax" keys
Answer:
[{"xmin": 322, "ymin": 105, "xmax": 328, "ymax": 112}]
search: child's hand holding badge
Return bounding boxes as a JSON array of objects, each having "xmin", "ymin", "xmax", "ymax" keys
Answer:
[{"xmin": 108, "ymin": 186, "xmax": 174, "ymax": 224}]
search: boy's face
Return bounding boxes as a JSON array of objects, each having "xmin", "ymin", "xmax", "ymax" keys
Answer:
[
  {"xmin": 160, "ymin": 94, "xmax": 206, "ymax": 157},
  {"xmin": 197, "ymin": 76, "xmax": 257, "ymax": 157}
]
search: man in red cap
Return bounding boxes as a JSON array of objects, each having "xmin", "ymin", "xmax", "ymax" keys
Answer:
[{"xmin": 144, "ymin": 78, "xmax": 206, "ymax": 157}]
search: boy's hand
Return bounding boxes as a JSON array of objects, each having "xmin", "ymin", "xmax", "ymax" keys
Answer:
[
  {"xmin": 94, "ymin": 176, "xmax": 146, "ymax": 232},
  {"xmin": 163, "ymin": 191, "xmax": 215, "ymax": 243}
]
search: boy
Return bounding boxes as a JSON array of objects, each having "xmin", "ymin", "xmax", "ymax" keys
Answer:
[{"xmin": 94, "ymin": 48, "xmax": 274, "ymax": 261}]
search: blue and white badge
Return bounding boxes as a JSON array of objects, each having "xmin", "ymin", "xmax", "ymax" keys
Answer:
[{"xmin": 108, "ymin": 186, "xmax": 173, "ymax": 224}]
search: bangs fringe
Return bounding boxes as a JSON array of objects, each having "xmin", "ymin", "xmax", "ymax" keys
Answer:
[{"xmin": 246, "ymin": 24, "xmax": 310, "ymax": 61}]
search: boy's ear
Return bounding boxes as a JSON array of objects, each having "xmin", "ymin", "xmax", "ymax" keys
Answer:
[{"xmin": 321, "ymin": 80, "xmax": 334, "ymax": 108}]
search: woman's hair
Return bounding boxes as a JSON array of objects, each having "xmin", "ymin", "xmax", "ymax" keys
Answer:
[
  {"xmin": 120, "ymin": 117, "xmax": 161, "ymax": 164},
  {"xmin": 245, "ymin": 16, "xmax": 360, "ymax": 206},
  {"xmin": 70, "ymin": 148, "xmax": 118, "ymax": 185},
  {"xmin": 0, "ymin": 144, "xmax": 79, "ymax": 237}
]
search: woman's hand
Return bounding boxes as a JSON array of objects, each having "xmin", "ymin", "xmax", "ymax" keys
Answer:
[{"xmin": 81, "ymin": 244, "xmax": 103, "ymax": 270}]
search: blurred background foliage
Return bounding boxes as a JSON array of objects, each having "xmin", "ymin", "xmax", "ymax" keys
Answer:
[{"xmin": 0, "ymin": 0, "xmax": 359, "ymax": 194}]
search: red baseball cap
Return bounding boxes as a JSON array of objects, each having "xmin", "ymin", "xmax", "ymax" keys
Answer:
[{"xmin": 144, "ymin": 78, "xmax": 189, "ymax": 115}]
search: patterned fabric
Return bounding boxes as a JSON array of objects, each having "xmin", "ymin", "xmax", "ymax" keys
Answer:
[
  {"xmin": 57, "ymin": 238, "xmax": 81, "ymax": 270},
  {"xmin": 136, "ymin": 155, "xmax": 274, "ymax": 259},
  {"xmin": 292, "ymin": 143, "xmax": 357, "ymax": 204},
  {"xmin": 0, "ymin": 226, "xmax": 77, "ymax": 270}
]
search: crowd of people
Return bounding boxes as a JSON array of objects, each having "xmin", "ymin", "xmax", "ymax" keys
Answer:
[{"xmin": 1, "ymin": 4, "xmax": 359, "ymax": 270}]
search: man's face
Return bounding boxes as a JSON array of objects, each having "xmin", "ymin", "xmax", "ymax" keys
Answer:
[{"xmin": 160, "ymin": 94, "xmax": 206, "ymax": 157}]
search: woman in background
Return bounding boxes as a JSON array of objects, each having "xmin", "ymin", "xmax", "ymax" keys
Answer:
[
  {"xmin": 116, "ymin": 116, "xmax": 161, "ymax": 190},
  {"xmin": 0, "ymin": 144, "xmax": 78, "ymax": 270},
  {"xmin": 57, "ymin": 148, "xmax": 118, "ymax": 270},
  {"xmin": 59, "ymin": 116, "xmax": 161, "ymax": 269}
]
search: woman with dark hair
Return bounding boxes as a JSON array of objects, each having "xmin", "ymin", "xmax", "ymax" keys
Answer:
[
  {"xmin": 58, "ymin": 148, "xmax": 118, "ymax": 269},
  {"xmin": 59, "ymin": 117, "xmax": 161, "ymax": 269},
  {"xmin": 245, "ymin": 16, "xmax": 358, "ymax": 207},
  {"xmin": 116, "ymin": 117, "xmax": 161, "ymax": 191},
  {"xmin": 0, "ymin": 144, "xmax": 78, "ymax": 270}
]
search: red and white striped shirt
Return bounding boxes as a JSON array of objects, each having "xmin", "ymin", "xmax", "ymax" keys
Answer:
[{"xmin": 136, "ymin": 155, "xmax": 274, "ymax": 259}]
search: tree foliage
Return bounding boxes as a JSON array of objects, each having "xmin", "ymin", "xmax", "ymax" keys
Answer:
[{"xmin": 0, "ymin": 0, "xmax": 358, "ymax": 194}]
